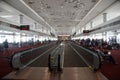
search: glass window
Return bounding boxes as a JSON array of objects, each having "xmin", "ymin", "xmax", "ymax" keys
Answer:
[
  {"xmin": 92, "ymin": 14, "xmax": 103, "ymax": 28},
  {"xmin": 106, "ymin": 1, "xmax": 120, "ymax": 21}
]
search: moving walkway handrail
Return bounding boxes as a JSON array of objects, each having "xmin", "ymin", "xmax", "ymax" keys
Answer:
[
  {"xmin": 11, "ymin": 42, "xmax": 56, "ymax": 70},
  {"xmin": 70, "ymin": 41, "xmax": 101, "ymax": 71},
  {"xmin": 48, "ymin": 43, "xmax": 64, "ymax": 71}
]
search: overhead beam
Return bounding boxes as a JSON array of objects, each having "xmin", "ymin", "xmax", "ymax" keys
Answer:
[
  {"xmin": 4, "ymin": 0, "xmax": 55, "ymax": 33},
  {"xmin": 76, "ymin": 0, "xmax": 116, "ymax": 32}
]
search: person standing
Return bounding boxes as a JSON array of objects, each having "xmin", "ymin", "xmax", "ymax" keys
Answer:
[{"xmin": 3, "ymin": 39, "xmax": 9, "ymax": 53}]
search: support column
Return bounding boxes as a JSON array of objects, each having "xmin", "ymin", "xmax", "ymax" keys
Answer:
[
  {"xmin": 90, "ymin": 21, "xmax": 93, "ymax": 28},
  {"xmin": 103, "ymin": 13, "xmax": 107, "ymax": 22},
  {"xmin": 114, "ymin": 30, "xmax": 117, "ymax": 43},
  {"xmin": 13, "ymin": 33, "xmax": 15, "ymax": 43},
  {"xmin": 84, "ymin": 26, "xmax": 86, "ymax": 30},
  {"xmin": 19, "ymin": 15, "xmax": 24, "ymax": 47},
  {"xmin": 18, "ymin": 33, "xmax": 22, "ymax": 47},
  {"xmin": 20, "ymin": 14, "xmax": 24, "ymax": 24},
  {"xmin": 34, "ymin": 22, "xmax": 37, "ymax": 29},
  {"xmin": 102, "ymin": 32, "xmax": 107, "ymax": 41},
  {"xmin": 105, "ymin": 32, "xmax": 107, "ymax": 41}
]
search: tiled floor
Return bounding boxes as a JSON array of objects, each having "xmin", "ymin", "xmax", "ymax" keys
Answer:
[{"xmin": 3, "ymin": 67, "xmax": 107, "ymax": 80}]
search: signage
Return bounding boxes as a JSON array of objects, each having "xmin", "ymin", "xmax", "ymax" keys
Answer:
[{"xmin": 20, "ymin": 25, "xmax": 30, "ymax": 30}]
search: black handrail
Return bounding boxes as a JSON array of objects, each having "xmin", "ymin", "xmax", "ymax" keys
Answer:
[
  {"xmin": 48, "ymin": 43, "xmax": 64, "ymax": 71},
  {"xmin": 10, "ymin": 42, "xmax": 56, "ymax": 70},
  {"xmin": 70, "ymin": 41, "xmax": 101, "ymax": 71}
]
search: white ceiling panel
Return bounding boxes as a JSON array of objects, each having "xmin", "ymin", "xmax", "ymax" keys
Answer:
[
  {"xmin": 4, "ymin": 0, "xmax": 117, "ymax": 36},
  {"xmin": 22, "ymin": 0, "xmax": 99, "ymax": 35}
]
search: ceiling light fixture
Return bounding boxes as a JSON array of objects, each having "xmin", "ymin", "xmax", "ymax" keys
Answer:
[
  {"xmin": 58, "ymin": 35, "xmax": 70, "ymax": 36},
  {"xmin": 0, "ymin": 15, "xmax": 13, "ymax": 18}
]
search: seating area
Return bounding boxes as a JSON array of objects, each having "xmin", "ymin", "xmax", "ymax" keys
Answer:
[{"xmin": 74, "ymin": 39, "xmax": 120, "ymax": 80}]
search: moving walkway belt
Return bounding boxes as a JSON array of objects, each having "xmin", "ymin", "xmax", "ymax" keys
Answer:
[{"xmin": 69, "ymin": 41, "xmax": 101, "ymax": 71}]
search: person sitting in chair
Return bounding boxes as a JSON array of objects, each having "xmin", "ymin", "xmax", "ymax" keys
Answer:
[{"xmin": 97, "ymin": 49, "xmax": 117, "ymax": 65}]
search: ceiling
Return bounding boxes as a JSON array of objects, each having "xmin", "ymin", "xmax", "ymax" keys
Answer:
[
  {"xmin": 3, "ymin": 0, "xmax": 117, "ymax": 36},
  {"xmin": 22, "ymin": 0, "xmax": 99, "ymax": 35}
]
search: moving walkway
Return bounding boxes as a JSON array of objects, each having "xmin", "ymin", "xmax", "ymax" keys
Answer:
[
  {"xmin": 2, "ymin": 41, "xmax": 108, "ymax": 80},
  {"xmin": 48, "ymin": 42, "xmax": 64, "ymax": 71}
]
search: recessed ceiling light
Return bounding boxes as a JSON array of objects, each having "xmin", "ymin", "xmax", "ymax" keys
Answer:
[{"xmin": 58, "ymin": 35, "xmax": 70, "ymax": 36}]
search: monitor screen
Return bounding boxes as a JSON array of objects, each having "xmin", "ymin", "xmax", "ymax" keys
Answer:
[{"xmin": 20, "ymin": 25, "xmax": 30, "ymax": 30}]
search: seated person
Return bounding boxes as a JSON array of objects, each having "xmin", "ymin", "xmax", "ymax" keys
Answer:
[{"xmin": 97, "ymin": 49, "xmax": 117, "ymax": 64}]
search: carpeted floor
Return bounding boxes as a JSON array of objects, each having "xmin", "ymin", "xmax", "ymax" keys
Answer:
[
  {"xmin": 76, "ymin": 41, "xmax": 120, "ymax": 80},
  {"xmin": 0, "ymin": 43, "xmax": 44, "ymax": 79},
  {"xmin": 100, "ymin": 49, "xmax": 120, "ymax": 80}
]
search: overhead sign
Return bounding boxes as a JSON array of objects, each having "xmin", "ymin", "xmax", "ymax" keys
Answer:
[
  {"xmin": 20, "ymin": 25, "xmax": 30, "ymax": 30},
  {"xmin": 83, "ymin": 30, "xmax": 89, "ymax": 33}
]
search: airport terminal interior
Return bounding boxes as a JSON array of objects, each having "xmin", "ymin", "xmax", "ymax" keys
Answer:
[{"xmin": 0, "ymin": 0, "xmax": 120, "ymax": 80}]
